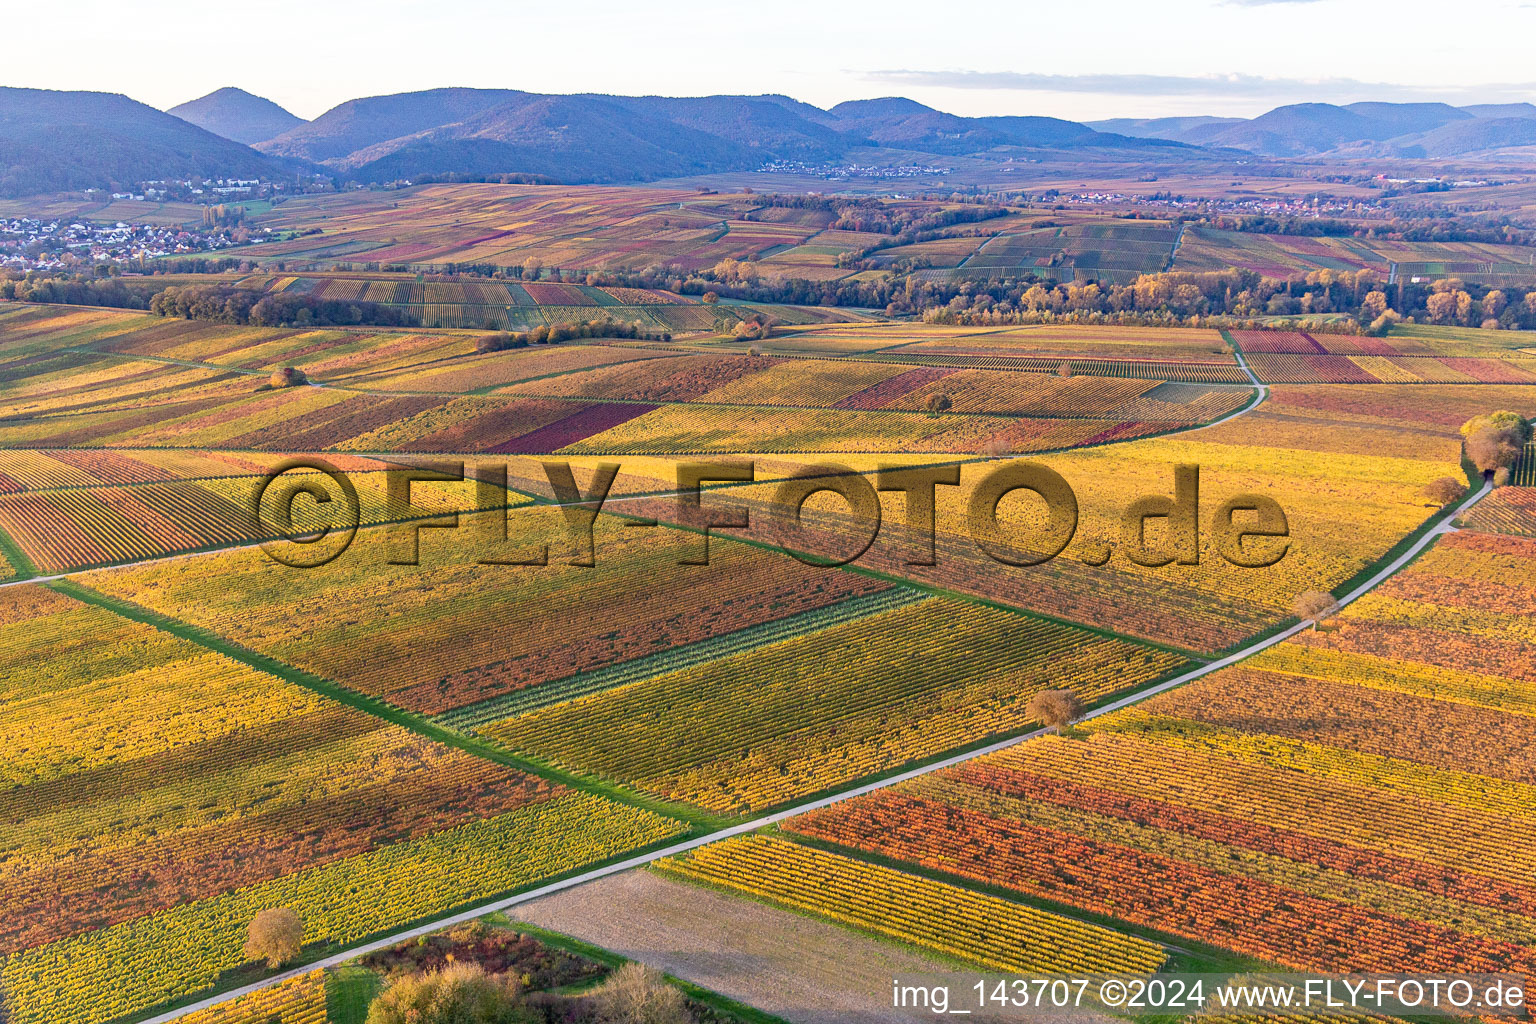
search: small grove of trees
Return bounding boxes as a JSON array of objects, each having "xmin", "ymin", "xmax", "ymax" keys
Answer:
[
  {"xmin": 476, "ymin": 319, "xmax": 671, "ymax": 353},
  {"xmin": 1461, "ymin": 411, "xmax": 1532, "ymax": 482},
  {"xmin": 244, "ymin": 908, "xmax": 303, "ymax": 969},
  {"xmin": 0, "ymin": 274, "xmax": 154, "ymax": 308},
  {"xmin": 1420, "ymin": 281, "xmax": 1536, "ymax": 330},
  {"xmin": 1421, "ymin": 477, "xmax": 1468, "ymax": 506},
  {"xmin": 1027, "ymin": 689, "xmax": 1085, "ymax": 733},
  {"xmin": 731, "ymin": 314, "xmax": 777, "ymax": 341},
  {"xmin": 1293, "ymin": 591, "xmax": 1341, "ymax": 630},
  {"xmin": 147, "ymin": 285, "xmax": 418, "ymax": 328},
  {"xmin": 201, "ymin": 204, "xmax": 246, "ymax": 228}
]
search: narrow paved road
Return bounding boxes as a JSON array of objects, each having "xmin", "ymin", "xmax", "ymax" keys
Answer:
[{"xmin": 139, "ymin": 479, "xmax": 1493, "ymax": 1024}]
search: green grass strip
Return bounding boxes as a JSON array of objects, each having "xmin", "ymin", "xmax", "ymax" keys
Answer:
[
  {"xmin": 0, "ymin": 517, "xmax": 39, "ymax": 581},
  {"xmin": 324, "ymin": 966, "xmax": 381, "ymax": 1024},
  {"xmin": 438, "ymin": 586, "xmax": 932, "ymax": 730}
]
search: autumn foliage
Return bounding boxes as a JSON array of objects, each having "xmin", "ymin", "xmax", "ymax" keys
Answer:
[
  {"xmin": 1027, "ymin": 689, "xmax": 1086, "ymax": 732},
  {"xmin": 1291, "ymin": 590, "xmax": 1339, "ymax": 628},
  {"xmin": 244, "ymin": 907, "xmax": 303, "ymax": 969},
  {"xmin": 268, "ymin": 366, "xmax": 308, "ymax": 388},
  {"xmin": 1461, "ymin": 411, "xmax": 1531, "ymax": 476}
]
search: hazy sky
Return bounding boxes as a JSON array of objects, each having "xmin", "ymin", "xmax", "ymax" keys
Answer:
[{"xmin": 11, "ymin": 0, "xmax": 1536, "ymax": 121}]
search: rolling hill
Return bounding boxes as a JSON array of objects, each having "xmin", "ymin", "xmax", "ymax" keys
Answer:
[
  {"xmin": 258, "ymin": 87, "xmax": 532, "ymax": 164},
  {"xmin": 256, "ymin": 90, "xmax": 1197, "ymax": 184},
  {"xmin": 0, "ymin": 87, "xmax": 298, "ymax": 198},
  {"xmin": 338, "ymin": 94, "xmax": 763, "ymax": 182},
  {"xmin": 167, "ymin": 87, "xmax": 306, "ymax": 145},
  {"xmin": 1094, "ymin": 100, "xmax": 1536, "ymax": 158},
  {"xmin": 828, "ymin": 97, "xmax": 1109, "ymax": 152},
  {"xmin": 1384, "ymin": 116, "xmax": 1536, "ymax": 158}
]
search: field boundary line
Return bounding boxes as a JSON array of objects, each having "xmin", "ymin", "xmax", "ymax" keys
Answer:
[{"xmin": 132, "ymin": 480, "xmax": 1493, "ymax": 1024}]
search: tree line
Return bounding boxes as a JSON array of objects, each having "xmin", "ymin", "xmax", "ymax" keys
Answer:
[
  {"xmin": 919, "ymin": 268, "xmax": 1536, "ymax": 334},
  {"xmin": 9, "ymin": 255, "xmax": 1536, "ymax": 335},
  {"xmin": 148, "ymin": 284, "xmax": 419, "ymax": 327}
]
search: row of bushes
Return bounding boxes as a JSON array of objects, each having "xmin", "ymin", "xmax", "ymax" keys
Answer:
[{"xmin": 476, "ymin": 318, "xmax": 671, "ymax": 352}]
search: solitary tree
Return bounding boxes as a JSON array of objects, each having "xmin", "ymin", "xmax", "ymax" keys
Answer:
[
  {"xmin": 1292, "ymin": 590, "xmax": 1340, "ymax": 630},
  {"xmin": 588, "ymin": 963, "xmax": 695, "ymax": 1024},
  {"xmin": 1027, "ymin": 689, "xmax": 1085, "ymax": 733},
  {"xmin": 366, "ymin": 964, "xmax": 536, "ymax": 1024},
  {"xmin": 244, "ymin": 907, "xmax": 303, "ymax": 969},
  {"xmin": 924, "ymin": 393, "xmax": 953, "ymax": 417},
  {"xmin": 1421, "ymin": 477, "xmax": 1468, "ymax": 506}
]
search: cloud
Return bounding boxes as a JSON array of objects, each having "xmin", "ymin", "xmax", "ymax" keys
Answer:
[{"xmin": 862, "ymin": 69, "xmax": 1536, "ymax": 104}]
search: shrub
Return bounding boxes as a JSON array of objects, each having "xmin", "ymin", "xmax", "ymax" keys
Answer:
[
  {"xmin": 477, "ymin": 332, "xmax": 526, "ymax": 353},
  {"xmin": 489, "ymin": 319, "xmax": 666, "ymax": 348},
  {"xmin": 366, "ymin": 963, "xmax": 538, "ymax": 1024},
  {"xmin": 269, "ymin": 366, "xmax": 308, "ymax": 389},
  {"xmin": 244, "ymin": 907, "xmax": 303, "ymax": 969},
  {"xmin": 586, "ymin": 963, "xmax": 694, "ymax": 1024}
]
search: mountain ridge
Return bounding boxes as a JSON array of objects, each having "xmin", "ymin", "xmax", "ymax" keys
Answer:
[
  {"xmin": 167, "ymin": 87, "xmax": 306, "ymax": 145},
  {"xmin": 8, "ymin": 85, "xmax": 1536, "ymax": 200}
]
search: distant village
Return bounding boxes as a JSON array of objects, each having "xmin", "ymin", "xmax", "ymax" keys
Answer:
[
  {"xmin": 760, "ymin": 160, "xmax": 956, "ymax": 180},
  {"xmin": 0, "ymin": 177, "xmax": 291, "ymax": 271},
  {"xmin": 106, "ymin": 176, "xmax": 302, "ymax": 203},
  {"xmin": 0, "ymin": 218, "xmax": 269, "ymax": 271},
  {"xmin": 1040, "ymin": 189, "xmax": 1392, "ymax": 220}
]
